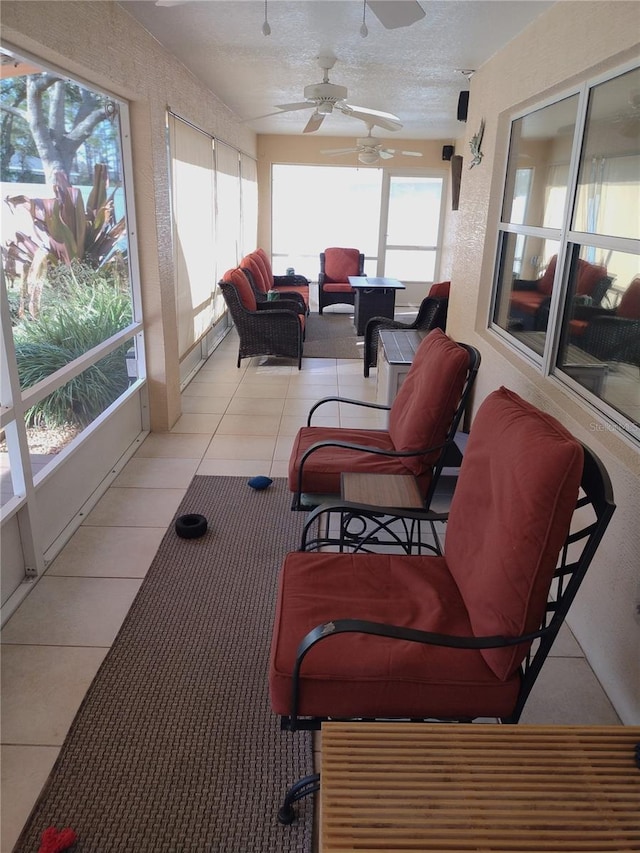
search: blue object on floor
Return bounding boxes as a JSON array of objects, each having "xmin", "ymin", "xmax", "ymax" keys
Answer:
[{"xmin": 248, "ymin": 475, "xmax": 273, "ymax": 490}]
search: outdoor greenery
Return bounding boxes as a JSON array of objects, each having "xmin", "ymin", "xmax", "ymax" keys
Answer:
[{"xmin": 13, "ymin": 262, "xmax": 133, "ymax": 428}]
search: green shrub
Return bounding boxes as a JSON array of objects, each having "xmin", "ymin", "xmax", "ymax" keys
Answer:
[{"xmin": 13, "ymin": 264, "xmax": 133, "ymax": 428}]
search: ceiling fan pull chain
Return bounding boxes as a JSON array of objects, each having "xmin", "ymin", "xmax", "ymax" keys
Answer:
[
  {"xmin": 261, "ymin": 0, "xmax": 271, "ymax": 36},
  {"xmin": 360, "ymin": 0, "xmax": 369, "ymax": 38}
]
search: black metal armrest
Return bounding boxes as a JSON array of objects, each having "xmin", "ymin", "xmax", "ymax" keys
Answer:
[
  {"xmin": 287, "ymin": 618, "xmax": 545, "ymax": 725},
  {"xmin": 308, "ymin": 395, "xmax": 390, "ymax": 425}
]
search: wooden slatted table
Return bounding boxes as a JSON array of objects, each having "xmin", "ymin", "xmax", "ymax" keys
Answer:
[{"xmin": 320, "ymin": 722, "xmax": 640, "ymax": 852}]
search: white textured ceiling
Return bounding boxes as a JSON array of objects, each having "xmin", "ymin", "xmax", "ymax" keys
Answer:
[{"xmin": 119, "ymin": 0, "xmax": 554, "ymax": 140}]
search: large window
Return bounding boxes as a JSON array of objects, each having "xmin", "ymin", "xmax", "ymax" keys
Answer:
[
  {"xmin": 271, "ymin": 165, "xmax": 445, "ymax": 291},
  {"xmin": 491, "ymin": 64, "xmax": 640, "ymax": 439}
]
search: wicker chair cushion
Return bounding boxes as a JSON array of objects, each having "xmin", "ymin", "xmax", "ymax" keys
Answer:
[
  {"xmin": 323, "ymin": 247, "xmax": 362, "ymax": 283},
  {"xmin": 224, "ymin": 267, "xmax": 257, "ymax": 311},
  {"xmin": 618, "ymin": 276, "xmax": 640, "ymax": 319},
  {"xmin": 269, "ymin": 551, "xmax": 521, "ymax": 720},
  {"xmin": 322, "ymin": 282, "xmax": 356, "ymax": 293},
  {"xmin": 240, "ymin": 255, "xmax": 270, "ymax": 293},
  {"xmin": 252, "ymin": 251, "xmax": 273, "ymax": 290},
  {"xmin": 387, "ymin": 329, "xmax": 469, "ymax": 477},
  {"xmin": 445, "ymin": 387, "xmax": 583, "ymax": 681},
  {"xmin": 428, "ymin": 280, "xmax": 451, "ymax": 298},
  {"xmin": 287, "ymin": 426, "xmax": 435, "ymax": 497},
  {"xmin": 575, "ymin": 259, "xmax": 609, "ymax": 296}
]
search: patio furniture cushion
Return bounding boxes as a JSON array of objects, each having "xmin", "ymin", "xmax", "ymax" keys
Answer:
[
  {"xmin": 269, "ymin": 551, "xmax": 522, "ymax": 720},
  {"xmin": 445, "ymin": 387, "xmax": 583, "ymax": 680},
  {"xmin": 224, "ymin": 266, "xmax": 257, "ymax": 311},
  {"xmin": 388, "ymin": 328, "xmax": 469, "ymax": 477},
  {"xmin": 323, "ymin": 247, "xmax": 361, "ymax": 283},
  {"xmin": 428, "ymin": 280, "xmax": 451, "ymax": 298},
  {"xmin": 240, "ymin": 254, "xmax": 270, "ymax": 294}
]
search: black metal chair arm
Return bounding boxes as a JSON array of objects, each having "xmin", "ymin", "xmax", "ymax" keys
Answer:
[
  {"xmin": 300, "ymin": 438, "xmax": 446, "ymax": 468},
  {"xmin": 307, "ymin": 395, "xmax": 391, "ymax": 425},
  {"xmin": 289, "ymin": 618, "xmax": 546, "ymax": 725}
]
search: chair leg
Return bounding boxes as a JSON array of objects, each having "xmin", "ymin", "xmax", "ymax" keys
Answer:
[{"xmin": 277, "ymin": 773, "xmax": 320, "ymax": 825}]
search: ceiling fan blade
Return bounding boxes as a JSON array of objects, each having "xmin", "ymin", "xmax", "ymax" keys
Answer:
[
  {"xmin": 275, "ymin": 102, "xmax": 314, "ymax": 112},
  {"xmin": 321, "ymin": 147, "xmax": 359, "ymax": 155},
  {"xmin": 155, "ymin": 0, "xmax": 190, "ymax": 5},
  {"xmin": 366, "ymin": 0, "xmax": 425, "ymax": 29},
  {"xmin": 340, "ymin": 103, "xmax": 403, "ymax": 131},
  {"xmin": 303, "ymin": 112, "xmax": 325, "ymax": 133},
  {"xmin": 401, "ymin": 151, "xmax": 423, "ymax": 157},
  {"xmin": 379, "ymin": 150, "xmax": 394, "ymax": 159}
]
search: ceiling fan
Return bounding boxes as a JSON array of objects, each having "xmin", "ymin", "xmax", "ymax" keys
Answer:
[
  {"xmin": 322, "ymin": 126, "xmax": 422, "ymax": 164},
  {"xmin": 253, "ymin": 54, "xmax": 402, "ymax": 134}
]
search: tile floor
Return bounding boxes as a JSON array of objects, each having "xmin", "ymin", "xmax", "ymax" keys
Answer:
[{"xmin": 0, "ymin": 317, "xmax": 621, "ymax": 852}]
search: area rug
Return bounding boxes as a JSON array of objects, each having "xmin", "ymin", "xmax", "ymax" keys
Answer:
[
  {"xmin": 14, "ymin": 477, "xmax": 313, "ymax": 853},
  {"xmin": 303, "ymin": 312, "xmax": 363, "ymax": 360}
]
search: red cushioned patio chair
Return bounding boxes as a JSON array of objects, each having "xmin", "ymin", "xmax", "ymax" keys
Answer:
[
  {"xmin": 318, "ymin": 247, "xmax": 364, "ymax": 314},
  {"xmin": 288, "ymin": 328, "xmax": 480, "ymax": 509},
  {"xmin": 270, "ymin": 386, "xmax": 615, "ymax": 823},
  {"xmin": 363, "ymin": 280, "xmax": 450, "ymax": 376}
]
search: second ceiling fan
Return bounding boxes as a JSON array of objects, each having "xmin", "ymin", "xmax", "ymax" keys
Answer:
[
  {"xmin": 257, "ymin": 54, "xmax": 403, "ymax": 134},
  {"xmin": 322, "ymin": 126, "xmax": 422, "ymax": 164}
]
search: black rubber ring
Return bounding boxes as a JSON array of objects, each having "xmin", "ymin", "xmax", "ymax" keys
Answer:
[{"xmin": 175, "ymin": 513, "xmax": 208, "ymax": 539}]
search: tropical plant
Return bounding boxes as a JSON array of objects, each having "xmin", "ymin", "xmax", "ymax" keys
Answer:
[
  {"xmin": 2, "ymin": 164, "xmax": 127, "ymax": 316},
  {"xmin": 13, "ymin": 264, "xmax": 133, "ymax": 428}
]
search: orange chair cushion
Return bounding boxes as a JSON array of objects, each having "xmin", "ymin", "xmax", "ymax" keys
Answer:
[
  {"xmin": 575, "ymin": 259, "xmax": 608, "ymax": 296},
  {"xmin": 255, "ymin": 247, "xmax": 272, "ymax": 276},
  {"xmin": 509, "ymin": 290, "xmax": 547, "ymax": 315},
  {"xmin": 269, "ymin": 551, "xmax": 522, "ymax": 720},
  {"xmin": 388, "ymin": 329, "xmax": 469, "ymax": 477},
  {"xmin": 240, "ymin": 255, "xmax": 269, "ymax": 293},
  {"xmin": 428, "ymin": 281, "xmax": 450, "ymax": 298},
  {"xmin": 322, "ymin": 282, "xmax": 355, "ymax": 293},
  {"xmin": 323, "ymin": 247, "xmax": 361, "ymax": 283},
  {"xmin": 224, "ymin": 267, "xmax": 257, "ymax": 311},
  {"xmin": 617, "ymin": 276, "xmax": 640, "ymax": 319},
  {"xmin": 252, "ymin": 251, "xmax": 273, "ymax": 290},
  {"xmin": 445, "ymin": 387, "xmax": 583, "ymax": 681}
]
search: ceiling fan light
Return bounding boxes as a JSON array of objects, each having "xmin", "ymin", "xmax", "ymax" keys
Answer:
[
  {"xmin": 359, "ymin": 150, "xmax": 379, "ymax": 164},
  {"xmin": 317, "ymin": 101, "xmax": 333, "ymax": 114}
]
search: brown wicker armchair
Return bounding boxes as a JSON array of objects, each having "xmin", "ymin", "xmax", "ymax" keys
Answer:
[
  {"xmin": 318, "ymin": 248, "xmax": 364, "ymax": 314},
  {"xmin": 220, "ymin": 268, "xmax": 305, "ymax": 369},
  {"xmin": 363, "ymin": 281, "xmax": 450, "ymax": 376}
]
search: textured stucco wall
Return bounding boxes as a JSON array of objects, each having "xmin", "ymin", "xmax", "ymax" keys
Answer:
[
  {"xmin": 1, "ymin": 0, "xmax": 257, "ymax": 431},
  {"xmin": 447, "ymin": 1, "xmax": 640, "ymax": 723}
]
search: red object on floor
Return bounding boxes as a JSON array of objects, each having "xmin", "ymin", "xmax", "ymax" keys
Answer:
[{"xmin": 38, "ymin": 826, "xmax": 77, "ymax": 853}]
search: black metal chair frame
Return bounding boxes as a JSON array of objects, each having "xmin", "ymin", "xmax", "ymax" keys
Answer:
[
  {"xmin": 363, "ymin": 295, "xmax": 449, "ymax": 376},
  {"xmin": 318, "ymin": 250, "xmax": 364, "ymax": 314},
  {"xmin": 219, "ymin": 279, "xmax": 304, "ymax": 369},
  {"xmin": 291, "ymin": 343, "xmax": 481, "ymax": 510},
  {"xmin": 275, "ymin": 441, "xmax": 616, "ymax": 824}
]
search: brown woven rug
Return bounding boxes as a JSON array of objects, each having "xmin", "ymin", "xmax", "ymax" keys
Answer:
[
  {"xmin": 14, "ymin": 477, "xmax": 313, "ymax": 853},
  {"xmin": 303, "ymin": 312, "xmax": 363, "ymax": 360}
]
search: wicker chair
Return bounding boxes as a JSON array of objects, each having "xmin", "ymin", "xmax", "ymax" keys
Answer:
[
  {"xmin": 363, "ymin": 281, "xmax": 450, "ymax": 376},
  {"xmin": 318, "ymin": 248, "xmax": 364, "ymax": 314},
  {"xmin": 219, "ymin": 268, "xmax": 304, "ymax": 369}
]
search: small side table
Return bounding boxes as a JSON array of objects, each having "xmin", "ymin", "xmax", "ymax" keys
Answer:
[{"xmin": 341, "ymin": 471, "xmax": 424, "ymax": 509}]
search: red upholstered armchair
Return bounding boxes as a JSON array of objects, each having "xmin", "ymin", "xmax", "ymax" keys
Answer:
[
  {"xmin": 318, "ymin": 247, "xmax": 364, "ymax": 314},
  {"xmin": 288, "ymin": 328, "xmax": 480, "ymax": 509},
  {"xmin": 363, "ymin": 280, "xmax": 450, "ymax": 376},
  {"xmin": 270, "ymin": 387, "xmax": 615, "ymax": 822}
]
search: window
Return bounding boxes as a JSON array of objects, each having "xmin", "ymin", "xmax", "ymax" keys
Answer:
[{"xmin": 491, "ymin": 64, "xmax": 640, "ymax": 439}]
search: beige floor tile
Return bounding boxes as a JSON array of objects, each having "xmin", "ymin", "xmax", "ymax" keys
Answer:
[
  {"xmin": 83, "ymin": 487, "xmax": 186, "ymax": 527},
  {"xmin": 134, "ymin": 432, "xmax": 212, "ymax": 458},
  {"xmin": 182, "ymin": 380, "xmax": 241, "ymax": 398},
  {"xmin": 225, "ymin": 396, "xmax": 285, "ymax": 416},
  {"xmin": 215, "ymin": 413, "xmax": 282, "ymax": 435},
  {"xmin": 270, "ymin": 460, "xmax": 290, "ymax": 479},
  {"xmin": 299, "ymin": 358, "xmax": 338, "ymax": 374},
  {"xmin": 519, "ymin": 657, "xmax": 621, "ymax": 724},
  {"xmin": 274, "ymin": 434, "xmax": 295, "ymax": 461},
  {"xmin": 204, "ymin": 434, "xmax": 276, "ymax": 460},
  {"xmin": 113, "ymin": 457, "xmax": 200, "ymax": 489},
  {"xmin": 0, "ymin": 576, "xmax": 142, "ymax": 646},
  {"xmin": 338, "ymin": 383, "xmax": 378, "ymax": 402},
  {"xmin": 278, "ymin": 415, "xmax": 336, "ymax": 435},
  {"xmin": 289, "ymin": 371, "xmax": 338, "ymax": 386},
  {"xmin": 235, "ymin": 380, "xmax": 290, "ymax": 398},
  {"xmin": 1, "ymin": 745, "xmax": 59, "ymax": 853},
  {"xmin": 180, "ymin": 395, "xmax": 232, "ymax": 415},
  {"xmin": 245, "ymin": 359, "xmax": 296, "ymax": 376},
  {"xmin": 283, "ymin": 398, "xmax": 339, "ymax": 419},
  {"xmin": 46, "ymin": 526, "xmax": 165, "ymax": 578},
  {"xmin": 196, "ymin": 458, "xmax": 273, "ymax": 477},
  {"xmin": 286, "ymin": 383, "xmax": 339, "ymax": 398},
  {"xmin": 1, "ymin": 644, "xmax": 108, "ymax": 744},
  {"xmin": 170, "ymin": 413, "xmax": 223, "ymax": 433}
]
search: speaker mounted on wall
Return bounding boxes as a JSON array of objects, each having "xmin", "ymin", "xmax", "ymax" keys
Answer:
[
  {"xmin": 442, "ymin": 145, "xmax": 455, "ymax": 161},
  {"xmin": 457, "ymin": 90, "xmax": 469, "ymax": 122}
]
